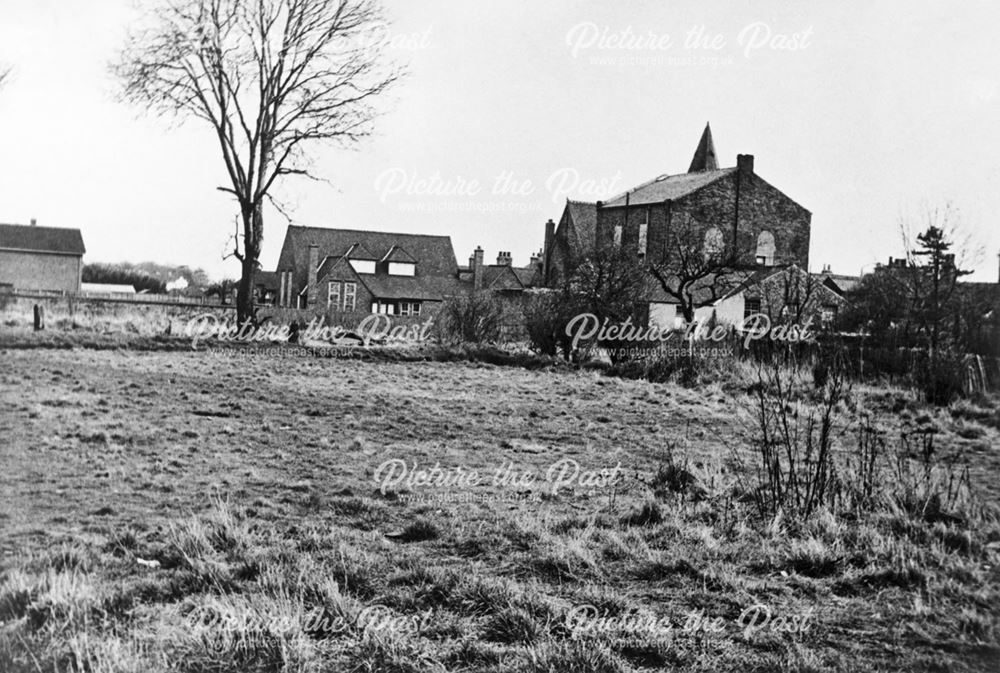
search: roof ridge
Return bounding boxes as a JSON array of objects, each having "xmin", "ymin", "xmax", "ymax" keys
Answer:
[
  {"xmin": 603, "ymin": 167, "xmax": 735, "ymax": 206},
  {"xmin": 290, "ymin": 225, "xmax": 452, "ymax": 240}
]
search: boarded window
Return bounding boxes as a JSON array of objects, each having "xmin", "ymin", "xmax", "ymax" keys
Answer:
[
  {"xmin": 703, "ymin": 227, "xmax": 724, "ymax": 260},
  {"xmin": 756, "ymin": 231, "xmax": 775, "ymax": 266}
]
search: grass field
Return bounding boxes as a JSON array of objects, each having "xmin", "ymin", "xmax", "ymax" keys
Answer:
[{"xmin": 1, "ymin": 343, "xmax": 999, "ymax": 672}]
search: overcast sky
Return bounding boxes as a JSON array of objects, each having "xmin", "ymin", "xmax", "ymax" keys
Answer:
[{"xmin": 1, "ymin": 0, "xmax": 997, "ymax": 281}]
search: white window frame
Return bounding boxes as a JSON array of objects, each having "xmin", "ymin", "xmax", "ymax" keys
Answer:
[
  {"xmin": 388, "ymin": 262, "xmax": 416, "ymax": 276},
  {"xmin": 344, "ymin": 282, "xmax": 357, "ymax": 312},
  {"xmin": 327, "ymin": 281, "xmax": 340, "ymax": 309},
  {"xmin": 399, "ymin": 301, "xmax": 422, "ymax": 316},
  {"xmin": 349, "ymin": 259, "xmax": 376, "ymax": 274}
]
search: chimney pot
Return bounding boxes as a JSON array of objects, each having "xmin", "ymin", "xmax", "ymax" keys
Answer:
[
  {"xmin": 737, "ymin": 154, "xmax": 754, "ymax": 174},
  {"xmin": 30, "ymin": 218, "xmax": 37, "ymax": 226}
]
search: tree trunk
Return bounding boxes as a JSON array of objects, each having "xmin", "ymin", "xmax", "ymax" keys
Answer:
[{"xmin": 237, "ymin": 257, "xmax": 256, "ymax": 325}]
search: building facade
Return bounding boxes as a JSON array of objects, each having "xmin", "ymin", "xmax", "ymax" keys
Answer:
[{"xmin": 0, "ymin": 222, "xmax": 86, "ymax": 293}]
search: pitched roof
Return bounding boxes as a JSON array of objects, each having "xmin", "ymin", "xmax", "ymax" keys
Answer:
[
  {"xmin": 361, "ymin": 274, "xmax": 466, "ymax": 301},
  {"xmin": 513, "ymin": 266, "xmax": 542, "ymax": 287},
  {"xmin": 482, "ymin": 265, "xmax": 525, "ymax": 291},
  {"xmin": 346, "ymin": 243, "xmax": 379, "ymax": 261},
  {"xmin": 566, "ymin": 201, "xmax": 597, "ymax": 251},
  {"xmin": 281, "ymin": 225, "xmax": 458, "ymax": 291},
  {"xmin": 815, "ymin": 273, "xmax": 861, "ymax": 296},
  {"xmin": 382, "ymin": 246, "xmax": 418, "ymax": 264},
  {"xmin": 602, "ymin": 168, "xmax": 735, "ymax": 207},
  {"xmin": 688, "ymin": 122, "xmax": 719, "ymax": 172},
  {"xmin": 0, "ymin": 223, "xmax": 86, "ymax": 255}
]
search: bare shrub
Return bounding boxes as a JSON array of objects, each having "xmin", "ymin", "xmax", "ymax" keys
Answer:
[
  {"xmin": 740, "ymin": 359, "xmax": 845, "ymax": 519},
  {"xmin": 436, "ymin": 292, "xmax": 505, "ymax": 345}
]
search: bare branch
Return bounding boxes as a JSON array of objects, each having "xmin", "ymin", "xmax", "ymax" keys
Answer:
[{"xmin": 113, "ymin": 0, "xmax": 400, "ymax": 322}]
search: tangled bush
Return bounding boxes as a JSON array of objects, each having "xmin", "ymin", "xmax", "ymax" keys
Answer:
[{"xmin": 436, "ymin": 292, "xmax": 505, "ymax": 345}]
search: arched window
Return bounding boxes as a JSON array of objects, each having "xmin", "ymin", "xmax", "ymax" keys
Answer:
[
  {"xmin": 755, "ymin": 231, "xmax": 775, "ymax": 266},
  {"xmin": 703, "ymin": 227, "xmax": 724, "ymax": 260}
]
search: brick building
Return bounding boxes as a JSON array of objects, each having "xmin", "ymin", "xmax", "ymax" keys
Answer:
[
  {"xmin": 0, "ymin": 222, "xmax": 86, "ymax": 293},
  {"xmin": 273, "ymin": 225, "xmax": 469, "ymax": 318},
  {"xmin": 541, "ymin": 124, "xmax": 824, "ymax": 326}
]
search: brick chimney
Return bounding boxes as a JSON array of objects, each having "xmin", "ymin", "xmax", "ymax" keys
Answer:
[
  {"xmin": 497, "ymin": 251, "xmax": 512, "ymax": 266},
  {"xmin": 529, "ymin": 248, "xmax": 542, "ymax": 267},
  {"xmin": 543, "ymin": 219, "xmax": 555, "ymax": 280},
  {"xmin": 30, "ymin": 218, "xmax": 37, "ymax": 226},
  {"xmin": 472, "ymin": 246, "xmax": 484, "ymax": 290},
  {"xmin": 737, "ymin": 154, "xmax": 754, "ymax": 175},
  {"xmin": 307, "ymin": 244, "xmax": 319, "ymax": 307}
]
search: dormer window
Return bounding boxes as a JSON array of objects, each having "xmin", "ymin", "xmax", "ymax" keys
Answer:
[
  {"xmin": 345, "ymin": 243, "xmax": 378, "ymax": 274},
  {"xmin": 382, "ymin": 245, "xmax": 418, "ymax": 276},
  {"xmin": 350, "ymin": 259, "xmax": 376, "ymax": 274},
  {"xmin": 388, "ymin": 262, "xmax": 416, "ymax": 276}
]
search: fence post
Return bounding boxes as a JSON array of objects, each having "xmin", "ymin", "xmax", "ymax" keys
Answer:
[{"xmin": 33, "ymin": 304, "xmax": 45, "ymax": 331}]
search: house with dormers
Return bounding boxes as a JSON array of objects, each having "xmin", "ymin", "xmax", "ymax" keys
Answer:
[{"xmin": 273, "ymin": 225, "xmax": 468, "ymax": 316}]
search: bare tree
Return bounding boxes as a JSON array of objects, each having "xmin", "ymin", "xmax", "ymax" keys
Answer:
[
  {"xmin": 115, "ymin": 0, "xmax": 400, "ymax": 323},
  {"xmin": 648, "ymin": 214, "xmax": 743, "ymax": 323},
  {"xmin": 899, "ymin": 203, "xmax": 981, "ymax": 358}
]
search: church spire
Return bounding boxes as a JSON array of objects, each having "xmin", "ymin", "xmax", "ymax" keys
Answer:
[{"xmin": 687, "ymin": 122, "xmax": 719, "ymax": 172}]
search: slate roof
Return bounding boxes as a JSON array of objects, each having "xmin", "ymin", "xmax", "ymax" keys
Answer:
[
  {"xmin": 482, "ymin": 265, "xmax": 525, "ymax": 291},
  {"xmin": 346, "ymin": 243, "xmax": 379, "ymax": 261},
  {"xmin": 602, "ymin": 168, "xmax": 735, "ymax": 208},
  {"xmin": 361, "ymin": 274, "xmax": 466, "ymax": 301},
  {"xmin": 0, "ymin": 223, "xmax": 86, "ymax": 255},
  {"xmin": 279, "ymin": 225, "xmax": 459, "ymax": 294},
  {"xmin": 382, "ymin": 246, "xmax": 418, "ymax": 264},
  {"xmin": 815, "ymin": 273, "xmax": 861, "ymax": 296}
]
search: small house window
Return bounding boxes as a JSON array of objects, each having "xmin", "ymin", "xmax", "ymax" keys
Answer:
[
  {"xmin": 744, "ymin": 298, "xmax": 761, "ymax": 319},
  {"xmin": 327, "ymin": 281, "xmax": 340, "ymax": 308},
  {"xmin": 388, "ymin": 262, "xmax": 416, "ymax": 276},
  {"xmin": 613, "ymin": 224, "xmax": 623, "ymax": 248},
  {"xmin": 399, "ymin": 301, "xmax": 422, "ymax": 316},
  {"xmin": 344, "ymin": 282, "xmax": 357, "ymax": 312},
  {"xmin": 349, "ymin": 259, "xmax": 376, "ymax": 274}
]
